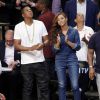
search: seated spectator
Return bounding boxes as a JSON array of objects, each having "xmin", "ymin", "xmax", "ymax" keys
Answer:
[{"xmin": 0, "ymin": 29, "xmax": 22, "ymax": 100}]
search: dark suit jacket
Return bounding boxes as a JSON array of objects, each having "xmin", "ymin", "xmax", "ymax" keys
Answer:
[
  {"xmin": 64, "ymin": 0, "xmax": 99, "ymax": 30},
  {"xmin": 0, "ymin": 40, "xmax": 20, "ymax": 67}
]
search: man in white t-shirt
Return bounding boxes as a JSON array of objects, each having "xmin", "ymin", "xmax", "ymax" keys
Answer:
[
  {"xmin": 74, "ymin": 13, "xmax": 94, "ymax": 100},
  {"xmin": 14, "ymin": 6, "xmax": 49, "ymax": 100}
]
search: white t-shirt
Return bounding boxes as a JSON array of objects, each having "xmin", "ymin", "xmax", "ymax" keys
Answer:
[
  {"xmin": 14, "ymin": 20, "xmax": 48, "ymax": 64},
  {"xmin": 77, "ymin": 0, "xmax": 86, "ymax": 21},
  {"xmin": 5, "ymin": 46, "xmax": 14, "ymax": 65},
  {"xmin": 75, "ymin": 26, "xmax": 94, "ymax": 61}
]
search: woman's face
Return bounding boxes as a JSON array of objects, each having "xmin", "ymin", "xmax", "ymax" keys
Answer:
[{"xmin": 57, "ymin": 14, "xmax": 67, "ymax": 27}]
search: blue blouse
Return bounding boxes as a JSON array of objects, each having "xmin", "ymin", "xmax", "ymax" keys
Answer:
[{"xmin": 53, "ymin": 26, "xmax": 81, "ymax": 60}]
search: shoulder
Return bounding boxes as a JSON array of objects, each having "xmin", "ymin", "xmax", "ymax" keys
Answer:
[
  {"xmin": 15, "ymin": 21, "xmax": 24, "ymax": 28},
  {"xmin": 84, "ymin": 26, "xmax": 94, "ymax": 32},
  {"xmin": 69, "ymin": 26, "xmax": 78, "ymax": 33},
  {"xmin": 0, "ymin": 40, "xmax": 5, "ymax": 47},
  {"xmin": 34, "ymin": 19, "xmax": 43, "ymax": 24},
  {"xmin": 89, "ymin": 32, "xmax": 98, "ymax": 41},
  {"xmin": 34, "ymin": 19, "xmax": 45, "ymax": 27},
  {"xmin": 66, "ymin": 0, "xmax": 74, "ymax": 4},
  {"xmin": 87, "ymin": 0, "xmax": 99, "ymax": 8}
]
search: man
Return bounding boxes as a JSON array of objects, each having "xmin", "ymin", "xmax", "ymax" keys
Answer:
[
  {"xmin": 64, "ymin": 0, "xmax": 100, "ymax": 30},
  {"xmin": 14, "ymin": 6, "xmax": 49, "ymax": 100},
  {"xmin": 75, "ymin": 13, "xmax": 94, "ymax": 100},
  {"xmin": 0, "ymin": 29, "xmax": 21, "ymax": 100},
  {"xmin": 88, "ymin": 31, "xmax": 100, "ymax": 99},
  {"xmin": 36, "ymin": 0, "xmax": 55, "ymax": 79}
]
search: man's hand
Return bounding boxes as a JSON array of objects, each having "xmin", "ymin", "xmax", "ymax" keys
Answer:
[
  {"xmin": 89, "ymin": 67, "xmax": 95, "ymax": 80},
  {"xmin": 8, "ymin": 61, "xmax": 17, "ymax": 69}
]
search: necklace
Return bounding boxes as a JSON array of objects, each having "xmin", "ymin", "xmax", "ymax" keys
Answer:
[{"xmin": 24, "ymin": 21, "xmax": 35, "ymax": 43}]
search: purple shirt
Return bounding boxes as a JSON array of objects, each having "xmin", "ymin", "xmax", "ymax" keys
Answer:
[{"xmin": 52, "ymin": 0, "xmax": 62, "ymax": 14}]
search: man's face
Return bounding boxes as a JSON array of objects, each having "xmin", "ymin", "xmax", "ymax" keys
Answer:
[
  {"xmin": 22, "ymin": 6, "xmax": 33, "ymax": 18},
  {"xmin": 5, "ymin": 31, "xmax": 14, "ymax": 46},
  {"xmin": 35, "ymin": 1, "xmax": 45, "ymax": 11},
  {"xmin": 76, "ymin": 13, "xmax": 84, "ymax": 23}
]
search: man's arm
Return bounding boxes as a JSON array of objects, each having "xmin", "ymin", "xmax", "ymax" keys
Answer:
[
  {"xmin": 87, "ymin": 48, "xmax": 95, "ymax": 80},
  {"xmin": 14, "ymin": 39, "xmax": 39, "ymax": 51},
  {"xmin": 36, "ymin": 35, "xmax": 49, "ymax": 50}
]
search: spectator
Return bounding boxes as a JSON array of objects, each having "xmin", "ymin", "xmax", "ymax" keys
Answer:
[
  {"xmin": 14, "ymin": 6, "xmax": 49, "ymax": 100},
  {"xmin": 51, "ymin": 12, "xmax": 81, "ymax": 100},
  {"xmin": 0, "ymin": 29, "xmax": 21, "ymax": 100},
  {"xmin": 64, "ymin": 0, "xmax": 100, "ymax": 30},
  {"xmin": 36, "ymin": 0, "xmax": 55, "ymax": 79},
  {"xmin": 88, "ymin": 30, "xmax": 100, "ymax": 100}
]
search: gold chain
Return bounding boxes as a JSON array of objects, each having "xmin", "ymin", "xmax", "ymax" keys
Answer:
[{"xmin": 24, "ymin": 21, "xmax": 34, "ymax": 43}]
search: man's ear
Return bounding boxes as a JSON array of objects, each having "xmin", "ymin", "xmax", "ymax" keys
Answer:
[{"xmin": 22, "ymin": 14, "xmax": 24, "ymax": 18}]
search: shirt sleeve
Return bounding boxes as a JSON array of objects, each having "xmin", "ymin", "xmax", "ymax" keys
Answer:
[
  {"xmin": 88, "ymin": 34, "xmax": 95, "ymax": 49},
  {"xmin": 73, "ymin": 29, "xmax": 81, "ymax": 51},
  {"xmin": 41, "ymin": 22, "xmax": 48, "ymax": 36},
  {"xmin": 14, "ymin": 25, "xmax": 21, "ymax": 40}
]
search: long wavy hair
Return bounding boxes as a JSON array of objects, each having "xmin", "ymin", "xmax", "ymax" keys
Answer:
[{"xmin": 51, "ymin": 12, "xmax": 67, "ymax": 43}]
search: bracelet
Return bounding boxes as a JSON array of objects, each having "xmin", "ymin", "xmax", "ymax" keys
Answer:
[{"xmin": 89, "ymin": 65, "xmax": 93, "ymax": 68}]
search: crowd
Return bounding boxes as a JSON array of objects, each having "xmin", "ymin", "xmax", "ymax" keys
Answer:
[{"xmin": 0, "ymin": 0, "xmax": 100, "ymax": 100}]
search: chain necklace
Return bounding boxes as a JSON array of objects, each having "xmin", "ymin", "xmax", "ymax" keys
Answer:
[{"xmin": 24, "ymin": 21, "xmax": 35, "ymax": 43}]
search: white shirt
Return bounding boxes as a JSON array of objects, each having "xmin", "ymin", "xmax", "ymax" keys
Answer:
[
  {"xmin": 5, "ymin": 46, "xmax": 14, "ymax": 65},
  {"xmin": 77, "ymin": 0, "xmax": 86, "ymax": 21},
  {"xmin": 75, "ymin": 26, "xmax": 94, "ymax": 61},
  {"xmin": 14, "ymin": 20, "xmax": 48, "ymax": 64}
]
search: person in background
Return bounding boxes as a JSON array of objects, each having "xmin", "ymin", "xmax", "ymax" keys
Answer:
[
  {"xmin": 36, "ymin": 0, "xmax": 55, "ymax": 79},
  {"xmin": 52, "ymin": 0, "xmax": 69, "ymax": 14},
  {"xmin": 0, "ymin": 29, "xmax": 21, "ymax": 100},
  {"xmin": 75, "ymin": 13, "xmax": 94, "ymax": 100},
  {"xmin": 51, "ymin": 12, "xmax": 81, "ymax": 100},
  {"xmin": 0, "ymin": 0, "xmax": 14, "ymax": 23},
  {"xmin": 14, "ymin": 6, "xmax": 49, "ymax": 100},
  {"xmin": 0, "ymin": 93, "xmax": 6, "ymax": 100},
  {"xmin": 64, "ymin": 0, "xmax": 100, "ymax": 31},
  {"xmin": 88, "ymin": 30, "xmax": 100, "ymax": 100}
]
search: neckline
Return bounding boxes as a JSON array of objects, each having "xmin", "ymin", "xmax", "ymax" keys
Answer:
[{"xmin": 24, "ymin": 21, "xmax": 35, "ymax": 43}]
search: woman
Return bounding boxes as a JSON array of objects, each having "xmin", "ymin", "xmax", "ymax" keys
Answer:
[{"xmin": 51, "ymin": 12, "xmax": 81, "ymax": 100}]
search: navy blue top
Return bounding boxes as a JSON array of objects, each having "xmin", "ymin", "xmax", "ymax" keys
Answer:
[
  {"xmin": 53, "ymin": 27, "xmax": 81, "ymax": 60},
  {"xmin": 88, "ymin": 32, "xmax": 100, "ymax": 74}
]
